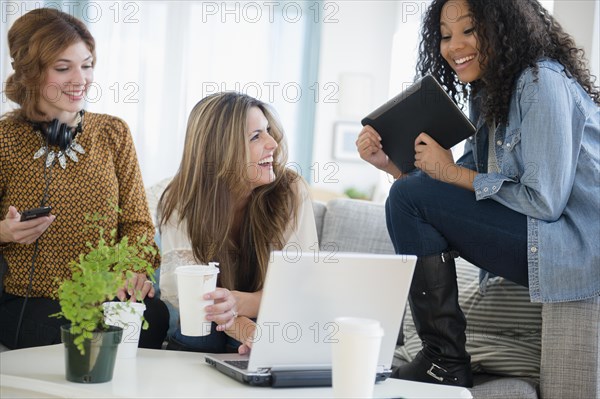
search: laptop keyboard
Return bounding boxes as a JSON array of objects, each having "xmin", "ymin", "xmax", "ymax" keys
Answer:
[{"xmin": 225, "ymin": 360, "xmax": 249, "ymax": 370}]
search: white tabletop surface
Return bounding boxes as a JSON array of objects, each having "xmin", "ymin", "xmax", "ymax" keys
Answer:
[{"xmin": 0, "ymin": 345, "xmax": 472, "ymax": 398}]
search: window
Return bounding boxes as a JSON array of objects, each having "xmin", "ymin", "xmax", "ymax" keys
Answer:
[{"xmin": 1, "ymin": 1, "xmax": 320, "ymax": 186}]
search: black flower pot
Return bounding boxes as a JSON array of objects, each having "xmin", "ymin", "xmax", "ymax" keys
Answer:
[{"xmin": 61, "ymin": 324, "xmax": 123, "ymax": 383}]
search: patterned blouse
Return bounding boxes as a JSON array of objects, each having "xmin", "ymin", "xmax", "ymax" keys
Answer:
[{"xmin": 0, "ymin": 112, "xmax": 159, "ymax": 298}]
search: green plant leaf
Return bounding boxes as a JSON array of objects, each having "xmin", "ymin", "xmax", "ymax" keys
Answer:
[{"xmin": 52, "ymin": 205, "xmax": 156, "ymax": 355}]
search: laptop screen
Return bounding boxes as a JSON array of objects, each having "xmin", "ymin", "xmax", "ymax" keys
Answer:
[{"xmin": 246, "ymin": 252, "xmax": 416, "ymax": 372}]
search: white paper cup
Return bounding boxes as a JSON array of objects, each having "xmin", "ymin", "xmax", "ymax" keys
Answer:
[
  {"xmin": 103, "ymin": 301, "xmax": 146, "ymax": 358},
  {"xmin": 332, "ymin": 317, "xmax": 384, "ymax": 398},
  {"xmin": 175, "ymin": 265, "xmax": 220, "ymax": 337}
]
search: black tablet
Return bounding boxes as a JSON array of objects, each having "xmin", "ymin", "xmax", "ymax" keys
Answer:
[{"xmin": 361, "ymin": 75, "xmax": 475, "ymax": 174}]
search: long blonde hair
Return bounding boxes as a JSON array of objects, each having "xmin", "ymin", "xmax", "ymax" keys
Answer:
[{"xmin": 159, "ymin": 92, "xmax": 299, "ymax": 291}]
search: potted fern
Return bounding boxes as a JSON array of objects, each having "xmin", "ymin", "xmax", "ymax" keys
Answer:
[{"xmin": 53, "ymin": 209, "xmax": 156, "ymax": 383}]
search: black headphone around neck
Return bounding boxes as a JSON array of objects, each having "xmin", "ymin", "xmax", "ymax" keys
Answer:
[
  {"xmin": 34, "ymin": 110, "xmax": 84, "ymax": 152},
  {"xmin": 45, "ymin": 119, "xmax": 73, "ymax": 151}
]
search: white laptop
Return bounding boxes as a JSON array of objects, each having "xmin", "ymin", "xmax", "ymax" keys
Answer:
[{"xmin": 205, "ymin": 251, "xmax": 416, "ymax": 387}]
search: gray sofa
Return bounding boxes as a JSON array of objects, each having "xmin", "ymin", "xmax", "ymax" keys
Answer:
[{"xmin": 313, "ymin": 198, "xmax": 599, "ymax": 399}]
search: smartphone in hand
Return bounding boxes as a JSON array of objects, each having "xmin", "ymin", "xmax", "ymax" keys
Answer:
[{"xmin": 20, "ymin": 206, "xmax": 52, "ymax": 222}]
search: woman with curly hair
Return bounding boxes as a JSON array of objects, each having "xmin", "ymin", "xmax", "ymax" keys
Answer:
[
  {"xmin": 157, "ymin": 92, "xmax": 318, "ymax": 353},
  {"xmin": 357, "ymin": 0, "xmax": 599, "ymax": 387}
]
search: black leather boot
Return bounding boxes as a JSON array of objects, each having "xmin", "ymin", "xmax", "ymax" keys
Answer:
[{"xmin": 393, "ymin": 252, "xmax": 473, "ymax": 387}]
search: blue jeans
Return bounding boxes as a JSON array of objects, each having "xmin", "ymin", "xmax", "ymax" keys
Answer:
[
  {"xmin": 152, "ymin": 275, "xmax": 241, "ymax": 354},
  {"xmin": 385, "ymin": 172, "xmax": 528, "ymax": 287}
]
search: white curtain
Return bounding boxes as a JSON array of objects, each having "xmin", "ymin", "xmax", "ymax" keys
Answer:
[{"xmin": 1, "ymin": 1, "xmax": 311, "ymax": 186}]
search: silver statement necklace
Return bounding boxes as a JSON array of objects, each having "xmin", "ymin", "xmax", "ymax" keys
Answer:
[{"xmin": 33, "ymin": 111, "xmax": 85, "ymax": 169}]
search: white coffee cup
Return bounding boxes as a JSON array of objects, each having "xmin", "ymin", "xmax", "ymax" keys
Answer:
[
  {"xmin": 103, "ymin": 301, "xmax": 146, "ymax": 358},
  {"xmin": 175, "ymin": 264, "xmax": 220, "ymax": 336},
  {"xmin": 331, "ymin": 317, "xmax": 384, "ymax": 398}
]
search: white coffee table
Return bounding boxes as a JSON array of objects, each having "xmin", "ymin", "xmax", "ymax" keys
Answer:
[{"xmin": 0, "ymin": 345, "xmax": 472, "ymax": 398}]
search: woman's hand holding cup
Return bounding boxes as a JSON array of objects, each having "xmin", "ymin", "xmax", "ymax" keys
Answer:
[{"xmin": 204, "ymin": 287, "xmax": 238, "ymax": 331}]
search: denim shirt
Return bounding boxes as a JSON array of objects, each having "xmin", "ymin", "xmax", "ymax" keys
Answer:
[{"xmin": 457, "ymin": 59, "xmax": 600, "ymax": 303}]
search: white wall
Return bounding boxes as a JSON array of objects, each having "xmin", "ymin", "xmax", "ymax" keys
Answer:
[
  {"xmin": 311, "ymin": 0, "xmax": 600, "ymax": 201},
  {"xmin": 553, "ymin": 0, "xmax": 600, "ymax": 79},
  {"xmin": 310, "ymin": 1, "xmax": 397, "ymax": 198}
]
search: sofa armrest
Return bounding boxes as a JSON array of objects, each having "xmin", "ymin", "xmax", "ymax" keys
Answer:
[
  {"xmin": 540, "ymin": 296, "xmax": 599, "ymax": 399},
  {"xmin": 312, "ymin": 201, "xmax": 326, "ymax": 243}
]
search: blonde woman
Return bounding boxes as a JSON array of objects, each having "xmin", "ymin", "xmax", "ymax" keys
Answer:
[{"xmin": 158, "ymin": 92, "xmax": 318, "ymax": 353}]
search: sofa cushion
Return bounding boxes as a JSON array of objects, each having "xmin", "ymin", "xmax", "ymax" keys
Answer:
[
  {"xmin": 470, "ymin": 375, "xmax": 539, "ymax": 399},
  {"xmin": 397, "ymin": 259, "xmax": 542, "ymax": 380},
  {"xmin": 540, "ymin": 295, "xmax": 600, "ymax": 399},
  {"xmin": 319, "ymin": 198, "xmax": 395, "ymax": 254}
]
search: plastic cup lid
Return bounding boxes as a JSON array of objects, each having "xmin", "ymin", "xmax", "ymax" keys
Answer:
[
  {"xmin": 334, "ymin": 317, "xmax": 385, "ymax": 337},
  {"xmin": 175, "ymin": 264, "xmax": 220, "ymax": 276}
]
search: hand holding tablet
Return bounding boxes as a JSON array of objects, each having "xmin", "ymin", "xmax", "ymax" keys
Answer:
[{"xmin": 361, "ymin": 75, "xmax": 475, "ymax": 174}]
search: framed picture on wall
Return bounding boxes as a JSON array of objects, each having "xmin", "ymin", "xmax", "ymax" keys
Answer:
[{"xmin": 333, "ymin": 121, "xmax": 362, "ymax": 161}]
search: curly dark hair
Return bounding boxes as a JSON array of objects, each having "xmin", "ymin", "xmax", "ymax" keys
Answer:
[{"xmin": 416, "ymin": 0, "xmax": 600, "ymax": 124}]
